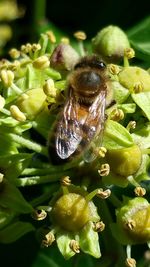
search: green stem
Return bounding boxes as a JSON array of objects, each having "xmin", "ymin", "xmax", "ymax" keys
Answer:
[
  {"xmin": 14, "ymin": 174, "xmax": 60, "ymax": 187},
  {"xmin": 123, "ymin": 56, "xmax": 129, "ymax": 67},
  {"xmin": 0, "ymin": 108, "xmax": 10, "ymax": 116},
  {"xmin": 62, "ymin": 185, "xmax": 69, "ymax": 195},
  {"xmin": 126, "ymin": 245, "xmax": 131, "ymax": 258},
  {"xmin": 127, "ymin": 175, "xmax": 140, "ymax": 187},
  {"xmin": 8, "ymin": 133, "xmax": 48, "ymax": 156},
  {"xmin": 11, "ymin": 83, "xmax": 22, "ymax": 95},
  {"xmin": 15, "ymin": 171, "xmax": 73, "ymax": 187},
  {"xmin": 85, "ymin": 188, "xmax": 99, "ymax": 201},
  {"xmin": 31, "ymin": 0, "xmax": 46, "ymax": 39},
  {"xmin": 30, "ymin": 184, "xmax": 59, "ymax": 207},
  {"xmin": 78, "ymin": 41, "xmax": 85, "ymax": 56},
  {"xmin": 38, "ymin": 34, "xmax": 49, "ymax": 56},
  {"xmin": 108, "ymin": 192, "xmax": 122, "ymax": 208},
  {"xmin": 96, "ymin": 198, "xmax": 125, "ymax": 262}
]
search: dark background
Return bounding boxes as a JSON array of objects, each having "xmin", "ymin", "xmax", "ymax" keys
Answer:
[{"xmin": 18, "ymin": 0, "xmax": 150, "ymax": 38}]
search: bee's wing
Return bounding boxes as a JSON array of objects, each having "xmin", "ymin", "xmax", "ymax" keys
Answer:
[
  {"xmin": 83, "ymin": 91, "xmax": 106, "ymax": 162},
  {"xmin": 55, "ymin": 88, "xmax": 82, "ymax": 159}
]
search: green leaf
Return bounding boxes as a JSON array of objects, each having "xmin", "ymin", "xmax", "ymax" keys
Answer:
[
  {"xmin": 79, "ymin": 221, "xmax": 101, "ymax": 258},
  {"xmin": 0, "ymin": 180, "xmax": 34, "ymax": 213},
  {"xmin": 134, "ymin": 154, "xmax": 150, "ymax": 183},
  {"xmin": 0, "ymin": 221, "xmax": 35, "ymax": 243},
  {"xmin": 131, "ymin": 123, "xmax": 150, "ymax": 149},
  {"xmin": 0, "ymin": 153, "xmax": 32, "ymax": 180},
  {"xmin": 117, "ymin": 103, "xmax": 136, "ymax": 113},
  {"xmin": 132, "ymin": 92, "xmax": 150, "ymax": 120},
  {"xmin": 0, "ymin": 132, "xmax": 18, "ymax": 155},
  {"xmin": 102, "ymin": 171, "xmax": 128, "ymax": 188},
  {"xmin": 31, "ymin": 244, "xmax": 95, "ymax": 267},
  {"xmin": 110, "ymin": 81, "xmax": 130, "ymax": 104},
  {"xmin": 103, "ymin": 120, "xmax": 134, "ymax": 150},
  {"xmin": 110, "ymin": 223, "xmax": 131, "ymax": 245},
  {"xmin": 127, "ymin": 16, "xmax": 150, "ymax": 61},
  {"xmin": 33, "ymin": 107, "xmax": 55, "ymax": 138},
  {"xmin": 0, "ymin": 207, "xmax": 15, "ymax": 230}
]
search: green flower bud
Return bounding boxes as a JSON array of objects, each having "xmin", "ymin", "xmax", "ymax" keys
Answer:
[
  {"xmin": 106, "ymin": 145, "xmax": 142, "ymax": 177},
  {"xmin": 118, "ymin": 67, "xmax": 150, "ymax": 93},
  {"xmin": 33, "ymin": 56, "xmax": 50, "ymax": 69},
  {"xmin": 52, "ymin": 193, "xmax": 90, "ymax": 232},
  {"xmin": 0, "ymin": 69, "xmax": 14, "ymax": 87},
  {"xmin": 9, "ymin": 48, "xmax": 20, "ymax": 59},
  {"xmin": 116, "ymin": 197, "xmax": 150, "ymax": 244},
  {"xmin": 10, "ymin": 105, "xmax": 26, "ymax": 122},
  {"xmin": 17, "ymin": 88, "xmax": 46, "ymax": 118},
  {"xmin": 50, "ymin": 43, "xmax": 79, "ymax": 71},
  {"xmin": 92, "ymin": 25, "xmax": 130, "ymax": 62}
]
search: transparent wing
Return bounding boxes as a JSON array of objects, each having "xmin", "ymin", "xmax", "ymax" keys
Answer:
[
  {"xmin": 83, "ymin": 91, "xmax": 106, "ymax": 162},
  {"xmin": 55, "ymin": 88, "xmax": 82, "ymax": 159}
]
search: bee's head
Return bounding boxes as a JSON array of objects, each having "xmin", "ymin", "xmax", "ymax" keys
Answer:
[
  {"xmin": 69, "ymin": 56, "xmax": 107, "ymax": 96},
  {"xmin": 75, "ymin": 70, "xmax": 101, "ymax": 93}
]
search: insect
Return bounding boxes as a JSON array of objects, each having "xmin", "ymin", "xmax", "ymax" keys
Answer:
[{"xmin": 48, "ymin": 55, "xmax": 112, "ymax": 164}]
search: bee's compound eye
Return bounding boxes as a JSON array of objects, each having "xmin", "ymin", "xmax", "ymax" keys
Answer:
[
  {"xmin": 97, "ymin": 61, "xmax": 106, "ymax": 68},
  {"xmin": 77, "ymin": 71, "xmax": 101, "ymax": 90}
]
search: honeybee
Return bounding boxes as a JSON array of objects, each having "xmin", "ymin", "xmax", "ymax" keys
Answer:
[{"xmin": 48, "ymin": 55, "xmax": 112, "ymax": 164}]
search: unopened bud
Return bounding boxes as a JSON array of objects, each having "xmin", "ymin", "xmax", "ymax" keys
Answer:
[
  {"xmin": 106, "ymin": 145, "xmax": 142, "ymax": 177},
  {"xmin": 33, "ymin": 56, "xmax": 50, "ymax": 69},
  {"xmin": 10, "ymin": 105, "xmax": 26, "ymax": 122},
  {"xmin": 0, "ymin": 69, "xmax": 14, "ymax": 87},
  {"xmin": 50, "ymin": 43, "xmax": 79, "ymax": 71},
  {"xmin": 0, "ymin": 59, "xmax": 10, "ymax": 69},
  {"xmin": 21, "ymin": 43, "xmax": 32, "ymax": 54},
  {"xmin": 61, "ymin": 37, "xmax": 70, "ymax": 44},
  {"xmin": 43, "ymin": 79, "xmax": 56, "ymax": 97},
  {"xmin": 46, "ymin": 31, "xmax": 56, "ymax": 43},
  {"xmin": 9, "ymin": 60, "xmax": 21, "ymax": 71},
  {"xmin": 32, "ymin": 43, "xmax": 41, "ymax": 52},
  {"xmin": 92, "ymin": 25, "xmax": 130, "ymax": 63},
  {"xmin": 9, "ymin": 48, "xmax": 20, "ymax": 59}
]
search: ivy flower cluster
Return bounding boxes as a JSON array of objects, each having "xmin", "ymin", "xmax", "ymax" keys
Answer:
[{"xmin": 0, "ymin": 25, "xmax": 150, "ymax": 267}]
